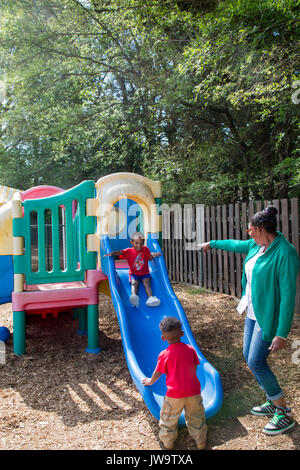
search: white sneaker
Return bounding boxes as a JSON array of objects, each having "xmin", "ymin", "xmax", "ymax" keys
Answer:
[
  {"xmin": 129, "ymin": 294, "xmax": 140, "ymax": 306},
  {"xmin": 146, "ymin": 296, "xmax": 160, "ymax": 307}
]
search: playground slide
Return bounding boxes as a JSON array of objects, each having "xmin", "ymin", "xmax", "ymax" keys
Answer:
[
  {"xmin": 0, "ymin": 255, "xmax": 13, "ymax": 305},
  {"xmin": 101, "ymin": 234, "xmax": 223, "ymax": 423}
]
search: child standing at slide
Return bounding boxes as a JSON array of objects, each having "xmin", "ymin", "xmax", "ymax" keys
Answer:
[
  {"xmin": 142, "ymin": 317, "xmax": 207, "ymax": 450},
  {"xmin": 104, "ymin": 231, "xmax": 161, "ymax": 307}
]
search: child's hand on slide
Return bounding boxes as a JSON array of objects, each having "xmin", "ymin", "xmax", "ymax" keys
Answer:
[{"xmin": 142, "ymin": 377, "xmax": 152, "ymax": 386}]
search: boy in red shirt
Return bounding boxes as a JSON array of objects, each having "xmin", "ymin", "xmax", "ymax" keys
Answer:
[
  {"xmin": 142, "ymin": 317, "xmax": 207, "ymax": 450},
  {"xmin": 105, "ymin": 231, "xmax": 161, "ymax": 307}
]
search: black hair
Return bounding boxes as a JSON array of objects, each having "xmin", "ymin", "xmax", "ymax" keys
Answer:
[
  {"xmin": 159, "ymin": 317, "xmax": 182, "ymax": 333},
  {"xmin": 250, "ymin": 205, "xmax": 278, "ymax": 234}
]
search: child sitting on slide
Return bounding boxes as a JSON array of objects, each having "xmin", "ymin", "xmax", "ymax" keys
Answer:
[{"xmin": 104, "ymin": 231, "xmax": 161, "ymax": 307}]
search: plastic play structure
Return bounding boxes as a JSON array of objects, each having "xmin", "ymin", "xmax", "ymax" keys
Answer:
[{"xmin": 0, "ymin": 173, "xmax": 223, "ymax": 423}]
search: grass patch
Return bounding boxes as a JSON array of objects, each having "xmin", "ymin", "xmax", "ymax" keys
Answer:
[{"xmin": 185, "ymin": 287, "xmax": 207, "ymax": 295}]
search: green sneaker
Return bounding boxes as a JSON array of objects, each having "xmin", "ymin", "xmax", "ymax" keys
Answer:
[
  {"xmin": 251, "ymin": 400, "xmax": 277, "ymax": 417},
  {"xmin": 263, "ymin": 407, "xmax": 295, "ymax": 435}
]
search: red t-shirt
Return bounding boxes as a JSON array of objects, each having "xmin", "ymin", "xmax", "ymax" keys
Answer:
[
  {"xmin": 156, "ymin": 342, "xmax": 201, "ymax": 398},
  {"xmin": 121, "ymin": 246, "xmax": 151, "ymax": 277}
]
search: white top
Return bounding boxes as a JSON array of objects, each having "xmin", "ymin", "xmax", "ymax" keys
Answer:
[{"xmin": 237, "ymin": 245, "xmax": 266, "ymax": 320}]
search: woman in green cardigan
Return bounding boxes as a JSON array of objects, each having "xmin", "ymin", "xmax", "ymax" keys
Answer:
[{"xmin": 201, "ymin": 206, "xmax": 299, "ymax": 435}]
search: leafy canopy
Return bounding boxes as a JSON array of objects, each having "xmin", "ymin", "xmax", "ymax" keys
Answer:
[{"xmin": 0, "ymin": 0, "xmax": 299, "ymax": 202}]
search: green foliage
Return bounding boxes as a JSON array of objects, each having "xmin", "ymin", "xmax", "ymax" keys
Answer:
[{"xmin": 0, "ymin": 0, "xmax": 299, "ymax": 202}]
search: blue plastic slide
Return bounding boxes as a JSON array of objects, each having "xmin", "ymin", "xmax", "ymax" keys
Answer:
[
  {"xmin": 0, "ymin": 255, "xmax": 13, "ymax": 305},
  {"xmin": 101, "ymin": 234, "xmax": 223, "ymax": 423}
]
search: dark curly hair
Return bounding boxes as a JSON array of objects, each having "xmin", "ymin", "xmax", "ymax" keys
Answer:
[
  {"xmin": 250, "ymin": 206, "xmax": 278, "ymax": 234},
  {"xmin": 159, "ymin": 317, "xmax": 182, "ymax": 333}
]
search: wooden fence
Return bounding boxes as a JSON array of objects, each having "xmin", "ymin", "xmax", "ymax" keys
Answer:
[{"xmin": 162, "ymin": 198, "xmax": 300, "ymax": 315}]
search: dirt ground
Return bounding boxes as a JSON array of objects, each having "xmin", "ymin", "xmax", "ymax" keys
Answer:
[{"xmin": 0, "ymin": 285, "xmax": 299, "ymax": 451}]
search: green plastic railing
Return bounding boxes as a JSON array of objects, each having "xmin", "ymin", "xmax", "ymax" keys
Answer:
[{"xmin": 13, "ymin": 180, "xmax": 97, "ymax": 285}]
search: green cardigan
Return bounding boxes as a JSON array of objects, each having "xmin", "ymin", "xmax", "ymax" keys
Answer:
[{"xmin": 210, "ymin": 232, "xmax": 299, "ymax": 341}]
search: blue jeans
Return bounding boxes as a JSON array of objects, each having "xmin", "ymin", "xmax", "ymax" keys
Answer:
[
  {"xmin": 243, "ymin": 317, "xmax": 283, "ymax": 401},
  {"xmin": 131, "ymin": 273, "xmax": 151, "ymax": 281}
]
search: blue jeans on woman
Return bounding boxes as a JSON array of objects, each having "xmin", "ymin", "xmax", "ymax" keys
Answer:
[{"xmin": 243, "ymin": 317, "xmax": 283, "ymax": 401}]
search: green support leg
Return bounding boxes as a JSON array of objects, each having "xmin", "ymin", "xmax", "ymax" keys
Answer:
[
  {"xmin": 85, "ymin": 304, "xmax": 101, "ymax": 354},
  {"xmin": 76, "ymin": 307, "xmax": 88, "ymax": 336},
  {"xmin": 13, "ymin": 311, "xmax": 26, "ymax": 356},
  {"xmin": 72, "ymin": 308, "xmax": 79, "ymax": 320}
]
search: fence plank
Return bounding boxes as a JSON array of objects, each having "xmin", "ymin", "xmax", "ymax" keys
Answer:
[
  {"xmin": 216, "ymin": 205, "xmax": 223, "ymax": 292},
  {"xmin": 166, "ymin": 209, "xmax": 171, "ymax": 276},
  {"xmin": 173, "ymin": 210, "xmax": 178, "ymax": 282},
  {"xmin": 291, "ymin": 199, "xmax": 299, "ymax": 254},
  {"xmin": 211, "ymin": 206, "xmax": 217, "ymax": 291},
  {"xmin": 162, "ymin": 208, "xmax": 167, "ymax": 265},
  {"xmin": 183, "ymin": 206, "xmax": 189, "ymax": 284},
  {"xmin": 177, "ymin": 205, "xmax": 183, "ymax": 283},
  {"xmin": 202, "ymin": 206, "xmax": 208, "ymax": 288},
  {"xmin": 281, "ymin": 199, "xmax": 289, "ymax": 240},
  {"xmin": 192, "ymin": 206, "xmax": 198, "ymax": 285},
  {"xmin": 173, "ymin": 205, "xmax": 181, "ymax": 283},
  {"xmin": 235, "ymin": 203, "xmax": 242, "ymax": 298},
  {"xmin": 196, "ymin": 204, "xmax": 205, "ymax": 287},
  {"xmin": 162, "ymin": 207, "xmax": 170, "ymax": 271},
  {"xmin": 249, "ymin": 201, "xmax": 254, "ymax": 220},
  {"xmin": 222, "ymin": 205, "xmax": 229, "ymax": 294},
  {"xmin": 189, "ymin": 205, "xmax": 194, "ymax": 285},
  {"xmin": 185, "ymin": 205, "xmax": 193, "ymax": 284},
  {"xmin": 241, "ymin": 202, "xmax": 247, "ymax": 264},
  {"xmin": 168, "ymin": 210, "xmax": 173, "ymax": 279},
  {"xmin": 162, "ymin": 198, "xmax": 299, "ymax": 316},
  {"xmin": 206, "ymin": 206, "xmax": 212, "ymax": 290},
  {"xmin": 171, "ymin": 211, "xmax": 176, "ymax": 281},
  {"xmin": 272, "ymin": 199, "xmax": 280, "ymax": 232},
  {"xmin": 228, "ymin": 204, "xmax": 236, "ymax": 296},
  {"xmin": 256, "ymin": 200, "xmax": 262, "ymax": 213}
]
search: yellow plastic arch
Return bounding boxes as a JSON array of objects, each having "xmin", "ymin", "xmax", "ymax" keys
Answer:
[
  {"xmin": 0, "ymin": 186, "xmax": 22, "ymax": 255},
  {"xmin": 0, "ymin": 201, "xmax": 13, "ymax": 255},
  {"xmin": 95, "ymin": 172, "xmax": 161, "ymax": 240}
]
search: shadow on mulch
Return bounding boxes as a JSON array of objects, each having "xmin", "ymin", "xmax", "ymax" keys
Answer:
[
  {"xmin": 1, "ymin": 287, "xmax": 299, "ymax": 450},
  {"xmin": 0, "ymin": 311, "xmax": 143, "ymax": 428}
]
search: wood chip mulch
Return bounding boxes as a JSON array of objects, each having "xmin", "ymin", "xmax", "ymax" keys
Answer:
[{"xmin": 0, "ymin": 285, "xmax": 299, "ymax": 450}]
